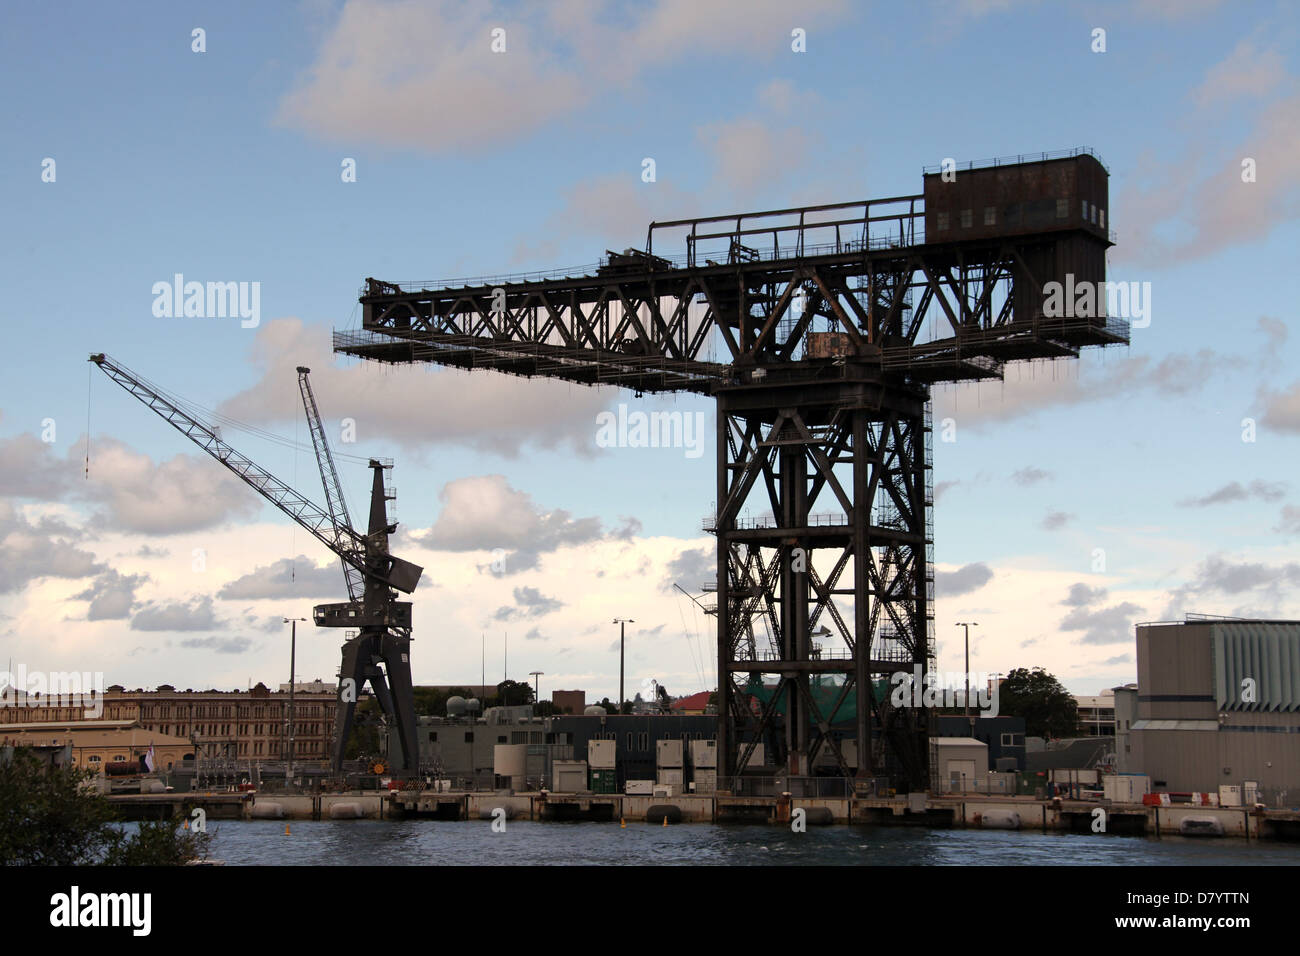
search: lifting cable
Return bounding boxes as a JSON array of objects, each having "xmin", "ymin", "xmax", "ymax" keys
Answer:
[{"xmin": 85, "ymin": 362, "xmax": 92, "ymax": 479}]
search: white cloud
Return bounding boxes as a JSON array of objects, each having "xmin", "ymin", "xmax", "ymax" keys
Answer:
[
  {"xmin": 277, "ymin": 0, "xmax": 849, "ymax": 154},
  {"xmin": 219, "ymin": 318, "xmax": 610, "ymax": 456}
]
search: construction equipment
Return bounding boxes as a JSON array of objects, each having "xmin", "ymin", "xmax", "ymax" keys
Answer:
[
  {"xmin": 87, "ymin": 353, "xmax": 424, "ymax": 774},
  {"xmin": 333, "ymin": 149, "xmax": 1126, "ymax": 790}
]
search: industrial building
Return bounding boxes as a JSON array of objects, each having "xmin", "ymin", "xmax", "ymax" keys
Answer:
[
  {"xmin": 1129, "ymin": 616, "xmax": 1300, "ymax": 801},
  {"xmin": 3, "ymin": 683, "xmax": 338, "ymax": 766}
]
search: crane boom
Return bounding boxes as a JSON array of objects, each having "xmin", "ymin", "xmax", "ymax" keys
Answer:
[
  {"xmin": 88, "ymin": 353, "xmax": 420, "ymax": 594},
  {"xmin": 296, "ymin": 366, "xmax": 362, "ymax": 603}
]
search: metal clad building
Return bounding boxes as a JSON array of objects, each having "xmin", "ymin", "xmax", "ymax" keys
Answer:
[{"xmin": 1131, "ymin": 619, "xmax": 1300, "ymax": 798}]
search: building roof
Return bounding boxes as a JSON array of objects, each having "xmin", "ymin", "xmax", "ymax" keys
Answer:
[
  {"xmin": 671, "ymin": 691, "xmax": 712, "ymax": 711},
  {"xmin": 1, "ymin": 722, "xmax": 191, "ymax": 748}
]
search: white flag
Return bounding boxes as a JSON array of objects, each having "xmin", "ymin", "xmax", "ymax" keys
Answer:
[{"xmin": 144, "ymin": 744, "xmax": 156, "ymax": 772}]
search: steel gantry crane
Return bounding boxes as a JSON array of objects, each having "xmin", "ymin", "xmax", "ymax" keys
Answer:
[
  {"xmin": 333, "ymin": 149, "xmax": 1127, "ymax": 792},
  {"xmin": 88, "ymin": 353, "xmax": 424, "ymax": 774}
]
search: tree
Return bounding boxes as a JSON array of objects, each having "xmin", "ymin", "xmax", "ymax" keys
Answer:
[
  {"xmin": 490, "ymin": 679, "xmax": 534, "ymax": 708},
  {"xmin": 997, "ymin": 667, "xmax": 1079, "ymax": 738},
  {"xmin": 0, "ymin": 747, "xmax": 209, "ymax": 865}
]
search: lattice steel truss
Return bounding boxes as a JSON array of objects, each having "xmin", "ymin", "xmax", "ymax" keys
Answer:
[{"xmin": 336, "ymin": 156, "xmax": 1125, "ymax": 789}]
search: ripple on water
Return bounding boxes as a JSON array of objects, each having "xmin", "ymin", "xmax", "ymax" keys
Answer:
[{"xmin": 201, "ymin": 820, "xmax": 1300, "ymax": 866}]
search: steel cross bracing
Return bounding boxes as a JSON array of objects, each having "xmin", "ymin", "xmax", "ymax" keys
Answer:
[{"xmin": 337, "ymin": 170, "xmax": 1126, "ymax": 789}]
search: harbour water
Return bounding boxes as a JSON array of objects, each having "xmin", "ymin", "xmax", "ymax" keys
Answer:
[{"xmin": 204, "ymin": 821, "xmax": 1300, "ymax": 866}]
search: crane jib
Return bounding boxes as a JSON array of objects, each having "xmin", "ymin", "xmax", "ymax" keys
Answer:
[{"xmin": 88, "ymin": 352, "xmax": 422, "ymax": 595}]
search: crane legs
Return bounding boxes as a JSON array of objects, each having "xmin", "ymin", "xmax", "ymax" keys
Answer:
[{"xmin": 333, "ymin": 628, "xmax": 419, "ymax": 775}]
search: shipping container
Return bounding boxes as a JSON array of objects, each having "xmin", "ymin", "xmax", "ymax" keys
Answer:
[
  {"xmin": 656, "ymin": 739, "xmax": 683, "ymax": 768},
  {"xmin": 625, "ymin": 779, "xmax": 654, "ymax": 795},
  {"xmin": 552, "ymin": 759, "xmax": 588, "ymax": 793},
  {"xmin": 587, "ymin": 738, "xmax": 616, "ymax": 769},
  {"xmin": 689, "ymin": 739, "xmax": 718, "ymax": 769},
  {"xmin": 694, "ymin": 769, "xmax": 718, "ymax": 794},
  {"xmin": 589, "ymin": 767, "xmax": 618, "ymax": 794},
  {"xmin": 657, "ymin": 767, "xmax": 684, "ymax": 787}
]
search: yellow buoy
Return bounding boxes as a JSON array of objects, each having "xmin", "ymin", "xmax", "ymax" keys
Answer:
[{"xmin": 620, "ymin": 818, "xmax": 626, "ymax": 828}]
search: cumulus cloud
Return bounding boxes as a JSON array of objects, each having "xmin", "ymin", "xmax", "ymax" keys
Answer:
[
  {"xmin": 1062, "ymin": 583, "xmax": 1108, "ymax": 607},
  {"xmin": 662, "ymin": 544, "xmax": 714, "ymax": 591},
  {"xmin": 217, "ymin": 555, "xmax": 342, "ymax": 600},
  {"xmin": 493, "ymin": 585, "xmax": 565, "ymax": 622},
  {"xmin": 219, "ymin": 319, "xmax": 609, "ymax": 457},
  {"xmin": 277, "ymin": 0, "xmax": 848, "ymax": 155},
  {"xmin": 81, "ymin": 438, "xmax": 260, "ymax": 534},
  {"xmin": 0, "ymin": 432, "xmax": 72, "ymax": 499},
  {"xmin": 0, "ymin": 503, "xmax": 103, "ymax": 594},
  {"xmin": 72, "ymin": 569, "xmax": 149, "ymax": 620},
  {"xmin": 1061, "ymin": 601, "xmax": 1144, "ymax": 645},
  {"xmin": 934, "ymin": 562, "xmax": 993, "ymax": 597},
  {"xmin": 416, "ymin": 474, "xmax": 609, "ymax": 573},
  {"xmin": 131, "ymin": 596, "xmax": 221, "ymax": 632},
  {"xmin": 1163, "ymin": 554, "xmax": 1300, "ymax": 618}
]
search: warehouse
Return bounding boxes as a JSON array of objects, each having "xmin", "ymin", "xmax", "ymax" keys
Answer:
[{"xmin": 1129, "ymin": 616, "xmax": 1300, "ymax": 803}]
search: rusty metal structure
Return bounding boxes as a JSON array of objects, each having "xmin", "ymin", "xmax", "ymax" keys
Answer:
[
  {"xmin": 89, "ymin": 355, "xmax": 424, "ymax": 774},
  {"xmin": 335, "ymin": 149, "xmax": 1126, "ymax": 790}
]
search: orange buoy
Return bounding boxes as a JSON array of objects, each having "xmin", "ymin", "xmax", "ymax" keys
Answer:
[
  {"xmin": 620, "ymin": 818, "xmax": 626, "ymax": 828},
  {"xmin": 285, "ymin": 824, "xmax": 291, "ymax": 835},
  {"xmin": 662, "ymin": 816, "xmax": 668, "ymax": 827}
]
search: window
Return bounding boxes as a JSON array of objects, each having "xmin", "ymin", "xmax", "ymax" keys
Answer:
[
  {"xmin": 1081, "ymin": 199, "xmax": 1089, "ymax": 220},
  {"xmin": 464, "ymin": 731, "xmax": 474, "ymax": 743},
  {"xmin": 1099, "ymin": 208, "xmax": 1105, "ymax": 228},
  {"xmin": 640, "ymin": 732, "xmax": 649, "ymax": 751},
  {"xmin": 428, "ymin": 732, "xmax": 437, "ymax": 742},
  {"xmin": 1090, "ymin": 204, "xmax": 1097, "ymax": 224},
  {"xmin": 497, "ymin": 735, "xmax": 507, "ymax": 744},
  {"xmin": 88, "ymin": 755, "xmax": 101, "ymax": 763},
  {"xmin": 626, "ymin": 732, "xmax": 634, "ymax": 750},
  {"xmin": 1056, "ymin": 198, "xmax": 1068, "ymax": 218},
  {"xmin": 983, "ymin": 206, "xmax": 996, "ymax": 226},
  {"xmin": 960, "ymin": 209, "xmax": 973, "ymax": 229},
  {"xmin": 935, "ymin": 211, "xmax": 949, "ymax": 232}
]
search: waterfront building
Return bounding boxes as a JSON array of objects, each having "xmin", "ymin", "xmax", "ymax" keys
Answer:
[
  {"xmin": 1130, "ymin": 616, "xmax": 1300, "ymax": 800},
  {"xmin": 2, "ymin": 683, "xmax": 337, "ymax": 766},
  {"xmin": 0, "ymin": 719, "xmax": 192, "ymax": 770}
]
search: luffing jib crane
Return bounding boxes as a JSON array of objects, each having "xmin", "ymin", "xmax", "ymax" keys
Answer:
[{"xmin": 88, "ymin": 353, "xmax": 424, "ymax": 774}]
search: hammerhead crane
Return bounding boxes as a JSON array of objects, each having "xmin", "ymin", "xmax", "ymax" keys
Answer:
[{"xmin": 88, "ymin": 353, "xmax": 424, "ymax": 774}]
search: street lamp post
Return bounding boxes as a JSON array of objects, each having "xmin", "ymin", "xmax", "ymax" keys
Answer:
[
  {"xmin": 529, "ymin": 670, "xmax": 544, "ymax": 712},
  {"xmin": 955, "ymin": 621, "xmax": 978, "ymax": 733},
  {"xmin": 613, "ymin": 619, "xmax": 634, "ymax": 715},
  {"xmin": 283, "ymin": 617, "xmax": 307, "ymax": 787}
]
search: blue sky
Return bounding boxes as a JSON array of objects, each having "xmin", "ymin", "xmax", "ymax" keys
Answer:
[{"xmin": 3, "ymin": 0, "xmax": 1299, "ymax": 700}]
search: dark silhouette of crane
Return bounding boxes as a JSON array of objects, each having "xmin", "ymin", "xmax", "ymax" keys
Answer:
[
  {"xmin": 88, "ymin": 354, "xmax": 424, "ymax": 774},
  {"xmin": 334, "ymin": 149, "xmax": 1126, "ymax": 792}
]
